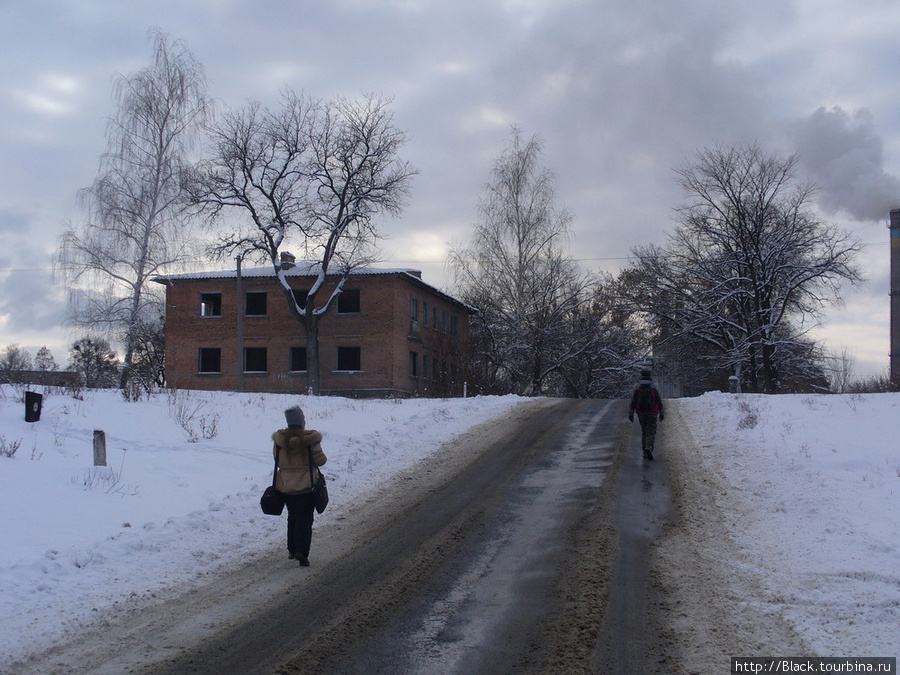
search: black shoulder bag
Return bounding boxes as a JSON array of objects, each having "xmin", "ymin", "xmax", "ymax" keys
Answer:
[
  {"xmin": 308, "ymin": 446, "xmax": 329, "ymax": 514},
  {"xmin": 260, "ymin": 443, "xmax": 286, "ymax": 516}
]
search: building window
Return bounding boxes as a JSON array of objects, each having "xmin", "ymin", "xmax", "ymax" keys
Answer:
[
  {"xmin": 409, "ymin": 351, "xmax": 418, "ymax": 379},
  {"xmin": 337, "ymin": 288, "xmax": 360, "ymax": 314},
  {"xmin": 441, "ymin": 309, "xmax": 447, "ymax": 332},
  {"xmin": 290, "ymin": 347, "xmax": 307, "ymax": 372},
  {"xmin": 292, "ymin": 289, "xmax": 308, "ymax": 311},
  {"xmin": 433, "ymin": 307, "xmax": 438, "ymax": 329},
  {"xmin": 245, "ymin": 291, "xmax": 267, "ymax": 316},
  {"xmin": 423, "ymin": 354, "xmax": 430, "ymax": 381},
  {"xmin": 410, "ymin": 296, "xmax": 419, "ymax": 322},
  {"xmin": 336, "ymin": 346, "xmax": 361, "ymax": 371},
  {"xmin": 244, "ymin": 347, "xmax": 267, "ymax": 373},
  {"xmin": 423, "ymin": 301, "xmax": 430, "ymax": 327},
  {"xmin": 450, "ymin": 314, "xmax": 459, "ymax": 336},
  {"xmin": 198, "ymin": 348, "xmax": 221, "ymax": 374},
  {"xmin": 200, "ymin": 292, "xmax": 222, "ymax": 317}
]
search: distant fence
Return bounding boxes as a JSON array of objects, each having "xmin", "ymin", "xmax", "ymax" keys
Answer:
[{"xmin": 0, "ymin": 370, "xmax": 80, "ymax": 388}]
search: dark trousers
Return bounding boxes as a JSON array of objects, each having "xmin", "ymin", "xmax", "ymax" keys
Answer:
[
  {"xmin": 637, "ymin": 413, "xmax": 658, "ymax": 451},
  {"xmin": 283, "ymin": 492, "xmax": 316, "ymax": 557}
]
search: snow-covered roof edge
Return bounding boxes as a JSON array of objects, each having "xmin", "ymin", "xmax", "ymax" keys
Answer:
[{"xmin": 152, "ymin": 263, "xmax": 477, "ymax": 313}]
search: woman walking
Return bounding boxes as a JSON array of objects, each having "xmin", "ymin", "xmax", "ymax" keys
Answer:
[{"xmin": 272, "ymin": 406, "xmax": 327, "ymax": 566}]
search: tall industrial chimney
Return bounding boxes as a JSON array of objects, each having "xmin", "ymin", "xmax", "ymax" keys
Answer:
[{"xmin": 890, "ymin": 210, "xmax": 900, "ymax": 385}]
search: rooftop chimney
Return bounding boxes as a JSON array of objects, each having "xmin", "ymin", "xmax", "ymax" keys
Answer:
[{"xmin": 280, "ymin": 251, "xmax": 296, "ymax": 270}]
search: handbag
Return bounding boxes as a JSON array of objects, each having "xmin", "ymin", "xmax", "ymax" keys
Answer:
[
  {"xmin": 260, "ymin": 444, "xmax": 285, "ymax": 516},
  {"xmin": 308, "ymin": 446, "xmax": 329, "ymax": 514}
]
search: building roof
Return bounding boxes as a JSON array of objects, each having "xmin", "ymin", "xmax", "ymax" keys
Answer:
[
  {"xmin": 154, "ymin": 261, "xmax": 422, "ymax": 281},
  {"xmin": 153, "ymin": 262, "xmax": 476, "ymax": 312}
]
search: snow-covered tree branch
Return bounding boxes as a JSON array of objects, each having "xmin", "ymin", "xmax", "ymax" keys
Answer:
[
  {"xmin": 194, "ymin": 90, "xmax": 416, "ymax": 394},
  {"xmin": 624, "ymin": 142, "xmax": 862, "ymax": 393}
]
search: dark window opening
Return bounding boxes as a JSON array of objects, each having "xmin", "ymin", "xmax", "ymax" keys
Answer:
[
  {"xmin": 290, "ymin": 347, "xmax": 308, "ymax": 372},
  {"xmin": 244, "ymin": 347, "xmax": 267, "ymax": 372},
  {"xmin": 337, "ymin": 288, "xmax": 361, "ymax": 314},
  {"xmin": 245, "ymin": 291, "xmax": 267, "ymax": 316},
  {"xmin": 292, "ymin": 289, "xmax": 308, "ymax": 311},
  {"xmin": 410, "ymin": 297, "xmax": 419, "ymax": 322},
  {"xmin": 409, "ymin": 351, "xmax": 418, "ymax": 379},
  {"xmin": 198, "ymin": 348, "xmax": 221, "ymax": 373},
  {"xmin": 336, "ymin": 346, "xmax": 361, "ymax": 371},
  {"xmin": 200, "ymin": 293, "xmax": 222, "ymax": 317}
]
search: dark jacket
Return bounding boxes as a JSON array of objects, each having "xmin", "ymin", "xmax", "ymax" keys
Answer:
[{"xmin": 629, "ymin": 379, "xmax": 664, "ymax": 416}]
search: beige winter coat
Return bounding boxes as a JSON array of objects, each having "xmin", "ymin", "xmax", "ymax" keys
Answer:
[{"xmin": 272, "ymin": 427, "xmax": 327, "ymax": 495}]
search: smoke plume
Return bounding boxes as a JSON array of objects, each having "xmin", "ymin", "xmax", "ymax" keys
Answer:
[{"xmin": 793, "ymin": 106, "xmax": 900, "ymax": 222}]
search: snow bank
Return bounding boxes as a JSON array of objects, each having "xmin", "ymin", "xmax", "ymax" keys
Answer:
[{"xmin": 677, "ymin": 391, "xmax": 900, "ymax": 657}]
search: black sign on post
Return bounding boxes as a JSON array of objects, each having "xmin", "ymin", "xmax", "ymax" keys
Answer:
[{"xmin": 24, "ymin": 391, "xmax": 42, "ymax": 423}]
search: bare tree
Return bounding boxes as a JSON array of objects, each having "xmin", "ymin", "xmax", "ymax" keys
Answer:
[
  {"xmin": 126, "ymin": 313, "xmax": 166, "ymax": 398},
  {"xmin": 56, "ymin": 29, "xmax": 210, "ymax": 393},
  {"xmin": 34, "ymin": 346, "xmax": 59, "ymax": 372},
  {"xmin": 557, "ymin": 275, "xmax": 646, "ymax": 398},
  {"xmin": 625, "ymin": 142, "xmax": 863, "ymax": 393},
  {"xmin": 0, "ymin": 344, "xmax": 33, "ymax": 383},
  {"xmin": 827, "ymin": 345, "xmax": 855, "ymax": 394},
  {"xmin": 196, "ymin": 90, "xmax": 416, "ymax": 394},
  {"xmin": 449, "ymin": 128, "xmax": 596, "ymax": 396},
  {"xmin": 68, "ymin": 338, "xmax": 120, "ymax": 389}
]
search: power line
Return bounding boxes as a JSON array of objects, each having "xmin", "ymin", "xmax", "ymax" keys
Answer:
[{"xmin": 0, "ymin": 240, "xmax": 890, "ymax": 275}]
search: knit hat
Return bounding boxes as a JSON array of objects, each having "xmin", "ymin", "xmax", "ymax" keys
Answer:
[
  {"xmin": 284, "ymin": 405, "xmax": 305, "ymax": 428},
  {"xmin": 640, "ymin": 369, "xmax": 652, "ymax": 379}
]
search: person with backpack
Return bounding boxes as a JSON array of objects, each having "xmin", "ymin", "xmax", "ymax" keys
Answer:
[
  {"xmin": 628, "ymin": 369, "xmax": 664, "ymax": 460},
  {"xmin": 273, "ymin": 405, "xmax": 327, "ymax": 567}
]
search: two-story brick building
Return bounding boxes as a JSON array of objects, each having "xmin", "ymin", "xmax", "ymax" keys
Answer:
[{"xmin": 153, "ymin": 260, "xmax": 473, "ymax": 397}]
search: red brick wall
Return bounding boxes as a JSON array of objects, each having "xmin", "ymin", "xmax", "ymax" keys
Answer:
[{"xmin": 160, "ymin": 271, "xmax": 469, "ymax": 397}]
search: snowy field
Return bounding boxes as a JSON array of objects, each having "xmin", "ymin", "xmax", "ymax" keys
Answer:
[
  {"xmin": 676, "ymin": 391, "xmax": 900, "ymax": 659},
  {"xmin": 0, "ymin": 385, "xmax": 897, "ymax": 663},
  {"xmin": 0, "ymin": 386, "xmax": 523, "ymax": 663}
]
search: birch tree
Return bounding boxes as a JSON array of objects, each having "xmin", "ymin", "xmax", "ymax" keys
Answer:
[
  {"xmin": 57, "ymin": 29, "xmax": 210, "ymax": 393},
  {"xmin": 450, "ymin": 128, "xmax": 595, "ymax": 396},
  {"xmin": 625, "ymin": 142, "xmax": 862, "ymax": 393},
  {"xmin": 195, "ymin": 90, "xmax": 415, "ymax": 394}
]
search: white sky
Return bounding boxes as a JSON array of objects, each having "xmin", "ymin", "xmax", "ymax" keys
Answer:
[{"xmin": 1, "ymin": 0, "xmax": 899, "ymax": 377}]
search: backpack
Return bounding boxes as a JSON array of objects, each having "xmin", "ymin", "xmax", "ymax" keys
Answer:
[{"xmin": 635, "ymin": 383, "xmax": 654, "ymax": 411}]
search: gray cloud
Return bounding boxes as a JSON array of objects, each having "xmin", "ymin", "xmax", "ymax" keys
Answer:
[{"xmin": 1, "ymin": 0, "xmax": 899, "ymax": 373}]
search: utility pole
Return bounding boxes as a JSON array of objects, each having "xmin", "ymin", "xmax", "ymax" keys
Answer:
[{"xmin": 236, "ymin": 254, "xmax": 244, "ymax": 393}]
